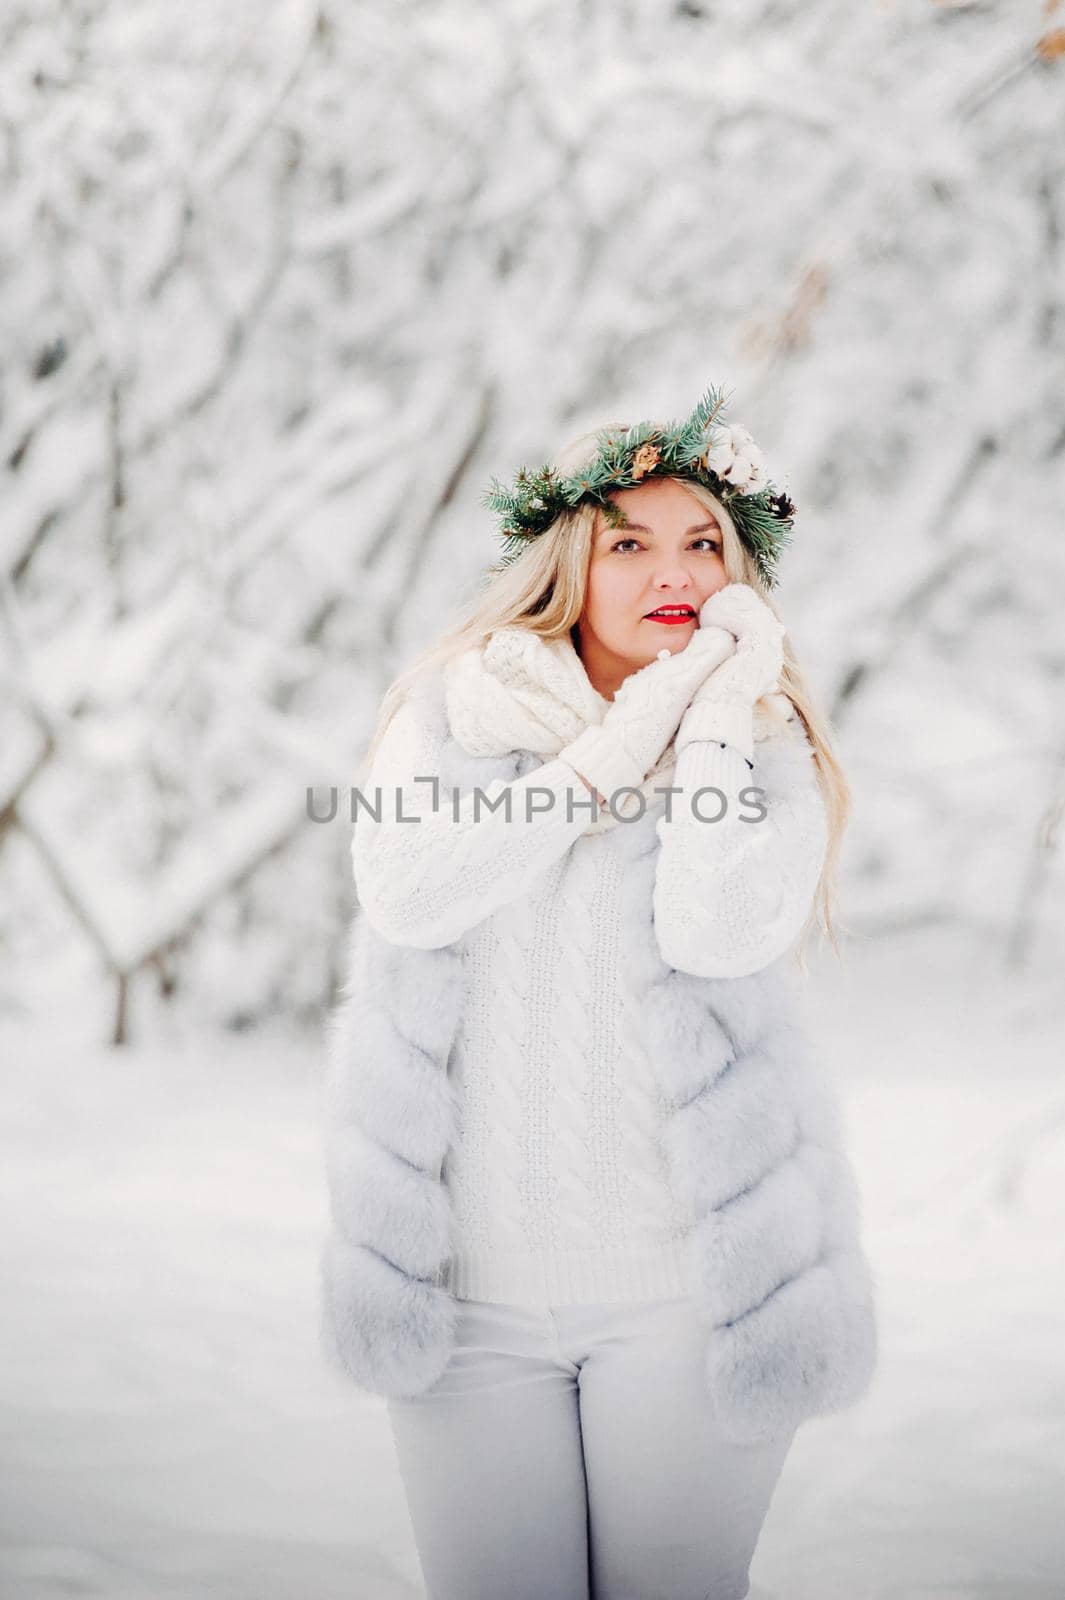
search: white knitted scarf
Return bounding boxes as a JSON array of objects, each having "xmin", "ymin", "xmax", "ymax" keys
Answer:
[{"xmin": 442, "ymin": 625, "xmax": 793, "ymax": 835}]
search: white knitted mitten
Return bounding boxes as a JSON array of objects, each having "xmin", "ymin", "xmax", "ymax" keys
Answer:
[
  {"xmin": 558, "ymin": 623, "xmax": 736, "ymax": 800},
  {"xmin": 675, "ymin": 583, "xmax": 787, "ymax": 763}
]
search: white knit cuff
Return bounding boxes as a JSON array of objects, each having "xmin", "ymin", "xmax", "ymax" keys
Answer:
[
  {"xmin": 687, "ymin": 742, "xmax": 756, "ymax": 796},
  {"xmin": 557, "ymin": 723, "xmax": 643, "ymax": 803},
  {"xmin": 675, "ymin": 699, "xmax": 755, "ymax": 764}
]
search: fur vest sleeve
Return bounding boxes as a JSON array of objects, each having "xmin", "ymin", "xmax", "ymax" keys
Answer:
[{"xmin": 319, "ymin": 675, "xmax": 878, "ymax": 1445}]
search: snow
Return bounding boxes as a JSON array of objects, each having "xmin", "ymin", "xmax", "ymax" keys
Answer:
[{"xmin": 2, "ymin": 923, "xmax": 1062, "ymax": 1600}]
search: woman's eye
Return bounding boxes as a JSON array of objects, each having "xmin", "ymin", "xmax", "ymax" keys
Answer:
[{"xmin": 611, "ymin": 538, "xmax": 720, "ymax": 554}]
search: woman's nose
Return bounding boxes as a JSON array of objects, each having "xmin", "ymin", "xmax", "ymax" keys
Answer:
[{"xmin": 652, "ymin": 565, "xmax": 694, "ymax": 589}]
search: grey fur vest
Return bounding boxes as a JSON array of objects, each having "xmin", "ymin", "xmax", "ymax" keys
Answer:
[{"xmin": 318, "ymin": 677, "xmax": 878, "ymax": 1444}]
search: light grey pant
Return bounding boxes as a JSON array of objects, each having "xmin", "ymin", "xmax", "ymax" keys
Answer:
[{"xmin": 386, "ymin": 1295, "xmax": 795, "ymax": 1600}]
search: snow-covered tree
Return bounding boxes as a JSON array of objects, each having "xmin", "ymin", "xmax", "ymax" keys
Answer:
[{"xmin": 1, "ymin": 0, "xmax": 1062, "ymax": 1039}]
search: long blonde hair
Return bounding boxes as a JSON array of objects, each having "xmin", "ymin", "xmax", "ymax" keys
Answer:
[{"xmin": 360, "ymin": 428, "xmax": 852, "ymax": 968}]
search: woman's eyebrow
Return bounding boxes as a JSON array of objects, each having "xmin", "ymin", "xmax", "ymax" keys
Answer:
[{"xmin": 601, "ymin": 519, "xmax": 720, "ymax": 537}]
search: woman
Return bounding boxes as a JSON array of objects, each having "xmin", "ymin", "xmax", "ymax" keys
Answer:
[{"xmin": 320, "ymin": 388, "xmax": 877, "ymax": 1600}]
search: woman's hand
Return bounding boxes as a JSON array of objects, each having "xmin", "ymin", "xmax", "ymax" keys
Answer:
[
  {"xmin": 603, "ymin": 621, "xmax": 739, "ymax": 779},
  {"xmin": 558, "ymin": 623, "xmax": 735, "ymax": 803},
  {"xmin": 674, "ymin": 584, "xmax": 787, "ymax": 763}
]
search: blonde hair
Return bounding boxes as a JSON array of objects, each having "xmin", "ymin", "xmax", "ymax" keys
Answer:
[{"xmin": 360, "ymin": 426, "xmax": 852, "ymax": 969}]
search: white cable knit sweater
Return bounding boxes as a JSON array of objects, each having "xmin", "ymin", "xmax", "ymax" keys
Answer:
[{"xmin": 351, "ymin": 645, "xmax": 829, "ymax": 1306}]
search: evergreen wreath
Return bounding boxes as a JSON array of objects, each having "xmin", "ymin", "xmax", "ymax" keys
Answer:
[{"xmin": 481, "ymin": 384, "xmax": 796, "ymax": 590}]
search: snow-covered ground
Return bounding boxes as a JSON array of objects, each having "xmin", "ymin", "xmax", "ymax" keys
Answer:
[{"xmin": 2, "ymin": 922, "xmax": 1062, "ymax": 1600}]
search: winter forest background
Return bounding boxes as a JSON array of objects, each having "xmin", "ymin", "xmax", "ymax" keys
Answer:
[{"xmin": 2, "ymin": 3, "xmax": 1063, "ymax": 1598}]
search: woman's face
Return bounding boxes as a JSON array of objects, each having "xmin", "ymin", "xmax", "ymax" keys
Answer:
[{"xmin": 573, "ymin": 477, "xmax": 730, "ymax": 698}]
